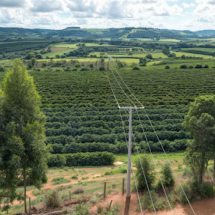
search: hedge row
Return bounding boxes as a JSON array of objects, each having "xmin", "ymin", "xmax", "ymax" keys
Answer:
[
  {"xmin": 47, "ymin": 152, "xmax": 115, "ymax": 167},
  {"xmin": 48, "ymin": 139, "xmax": 188, "ymax": 155}
]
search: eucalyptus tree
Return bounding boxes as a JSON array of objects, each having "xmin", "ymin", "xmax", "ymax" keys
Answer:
[
  {"xmin": 0, "ymin": 59, "xmax": 49, "ymax": 212},
  {"xmin": 183, "ymin": 95, "xmax": 215, "ymax": 183}
]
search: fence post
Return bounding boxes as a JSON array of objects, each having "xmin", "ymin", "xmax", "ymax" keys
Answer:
[
  {"xmin": 109, "ymin": 200, "xmax": 113, "ymax": 211},
  {"xmin": 122, "ymin": 178, "xmax": 125, "ymax": 194},
  {"xmin": 29, "ymin": 197, "xmax": 31, "ymax": 215},
  {"xmin": 104, "ymin": 182, "xmax": 106, "ymax": 200}
]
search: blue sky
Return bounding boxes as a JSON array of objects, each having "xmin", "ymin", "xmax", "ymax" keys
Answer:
[{"xmin": 0, "ymin": 0, "xmax": 214, "ymax": 31}]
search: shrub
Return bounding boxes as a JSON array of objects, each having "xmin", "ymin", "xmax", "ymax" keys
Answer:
[
  {"xmin": 180, "ymin": 64, "xmax": 187, "ymax": 69},
  {"xmin": 104, "ymin": 170, "xmax": 113, "ymax": 175},
  {"xmin": 0, "ymin": 66, "xmax": 5, "ymax": 72},
  {"xmin": 133, "ymin": 66, "xmax": 140, "ymax": 70},
  {"xmin": 64, "ymin": 67, "xmax": 71, "ymax": 71},
  {"xmin": 90, "ymin": 196, "xmax": 99, "ymax": 204},
  {"xmin": 71, "ymin": 175, "xmax": 78, "ymax": 179},
  {"xmin": 157, "ymin": 162, "xmax": 175, "ymax": 189},
  {"xmin": 90, "ymin": 64, "xmax": 94, "ymax": 68},
  {"xmin": 179, "ymin": 181, "xmax": 214, "ymax": 204},
  {"xmin": 44, "ymin": 190, "xmax": 60, "ymax": 209},
  {"xmin": 80, "ymin": 67, "xmax": 89, "ymax": 71},
  {"xmin": 146, "ymin": 54, "xmax": 153, "ymax": 59},
  {"xmin": 99, "ymin": 66, "xmax": 105, "ymax": 71},
  {"xmin": 203, "ymin": 64, "xmax": 209, "ymax": 68},
  {"xmin": 72, "ymin": 204, "xmax": 89, "ymax": 215},
  {"xmin": 165, "ymin": 65, "xmax": 170, "ymax": 69},
  {"xmin": 75, "ymin": 63, "xmax": 81, "ymax": 68},
  {"xmin": 188, "ymin": 65, "xmax": 193, "ymax": 69},
  {"xmin": 52, "ymin": 177, "xmax": 71, "ymax": 185},
  {"xmin": 178, "ymin": 164, "xmax": 182, "ymax": 169},
  {"xmin": 195, "ymin": 64, "xmax": 203, "ymax": 68},
  {"xmin": 47, "ymin": 155, "xmax": 66, "ymax": 167},
  {"xmin": 97, "ymin": 205, "xmax": 103, "ymax": 214},
  {"xmin": 120, "ymin": 168, "xmax": 127, "ymax": 174},
  {"xmin": 72, "ymin": 68, "xmax": 78, "ymax": 71},
  {"xmin": 65, "ymin": 152, "xmax": 115, "ymax": 167},
  {"xmin": 135, "ymin": 155, "xmax": 155, "ymax": 191},
  {"xmin": 73, "ymin": 188, "xmax": 84, "ymax": 195},
  {"xmin": 168, "ymin": 53, "xmax": 176, "ymax": 58}
]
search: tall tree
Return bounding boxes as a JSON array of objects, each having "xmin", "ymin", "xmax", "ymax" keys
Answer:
[
  {"xmin": 1, "ymin": 59, "xmax": 49, "ymax": 212},
  {"xmin": 183, "ymin": 95, "xmax": 215, "ymax": 183},
  {"xmin": 135, "ymin": 155, "xmax": 155, "ymax": 191},
  {"xmin": 0, "ymin": 89, "xmax": 23, "ymax": 212}
]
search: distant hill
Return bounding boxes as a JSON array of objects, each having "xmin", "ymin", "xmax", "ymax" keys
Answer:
[
  {"xmin": 195, "ymin": 30, "xmax": 215, "ymax": 37},
  {"xmin": 0, "ymin": 27, "xmax": 214, "ymax": 41}
]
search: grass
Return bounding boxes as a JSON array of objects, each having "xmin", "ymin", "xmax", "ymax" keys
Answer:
[
  {"xmin": 42, "ymin": 49, "xmax": 73, "ymax": 58},
  {"xmin": 172, "ymin": 51, "xmax": 214, "ymax": 59},
  {"xmin": 115, "ymin": 153, "xmax": 185, "ymax": 168},
  {"xmin": 52, "ymin": 43, "xmax": 112, "ymax": 49},
  {"xmin": 7, "ymin": 151, "xmax": 214, "ymax": 214},
  {"xmin": 182, "ymin": 48, "xmax": 215, "ymax": 53},
  {"xmin": 52, "ymin": 177, "xmax": 71, "ymax": 185}
]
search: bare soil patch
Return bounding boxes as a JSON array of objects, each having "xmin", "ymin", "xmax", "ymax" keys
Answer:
[{"xmin": 114, "ymin": 162, "xmax": 124, "ymax": 165}]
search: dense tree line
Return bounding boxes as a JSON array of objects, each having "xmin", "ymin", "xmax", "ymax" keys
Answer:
[
  {"xmin": 48, "ymin": 138, "xmax": 188, "ymax": 154},
  {"xmin": 47, "ymin": 152, "xmax": 115, "ymax": 167}
]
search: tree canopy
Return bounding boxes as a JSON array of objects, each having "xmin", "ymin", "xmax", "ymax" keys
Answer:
[
  {"xmin": 183, "ymin": 95, "xmax": 215, "ymax": 183},
  {"xmin": 0, "ymin": 59, "xmax": 49, "ymax": 212}
]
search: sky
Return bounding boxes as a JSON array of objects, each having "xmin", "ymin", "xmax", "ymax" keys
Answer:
[{"xmin": 0, "ymin": 0, "xmax": 215, "ymax": 31}]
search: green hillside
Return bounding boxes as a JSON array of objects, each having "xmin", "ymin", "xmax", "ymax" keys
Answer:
[{"xmin": 0, "ymin": 27, "xmax": 204, "ymax": 41}]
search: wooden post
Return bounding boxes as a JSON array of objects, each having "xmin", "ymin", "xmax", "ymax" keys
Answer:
[
  {"xmin": 109, "ymin": 200, "xmax": 113, "ymax": 211},
  {"xmin": 69, "ymin": 191, "xmax": 71, "ymax": 201},
  {"xmin": 29, "ymin": 197, "xmax": 31, "ymax": 215},
  {"xmin": 122, "ymin": 178, "xmax": 125, "ymax": 194},
  {"xmin": 7, "ymin": 198, "xmax": 8, "ymax": 214},
  {"xmin": 124, "ymin": 197, "xmax": 131, "ymax": 215},
  {"xmin": 104, "ymin": 182, "xmax": 106, "ymax": 200}
]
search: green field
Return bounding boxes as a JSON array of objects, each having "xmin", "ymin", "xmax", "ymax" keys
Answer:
[
  {"xmin": 182, "ymin": 48, "xmax": 215, "ymax": 53},
  {"xmin": 42, "ymin": 49, "xmax": 73, "ymax": 58},
  {"xmin": 52, "ymin": 43, "xmax": 112, "ymax": 49},
  {"xmin": 172, "ymin": 51, "xmax": 213, "ymax": 59}
]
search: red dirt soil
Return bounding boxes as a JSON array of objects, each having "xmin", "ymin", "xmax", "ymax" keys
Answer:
[
  {"xmin": 90, "ymin": 193, "xmax": 186, "ymax": 215},
  {"xmin": 11, "ymin": 172, "xmax": 123, "ymax": 206}
]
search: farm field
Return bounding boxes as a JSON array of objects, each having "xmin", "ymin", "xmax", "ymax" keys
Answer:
[
  {"xmin": 52, "ymin": 43, "xmax": 113, "ymax": 48},
  {"xmin": 5, "ymin": 152, "xmax": 215, "ymax": 214},
  {"xmin": 182, "ymin": 48, "xmax": 215, "ymax": 53},
  {"xmin": 42, "ymin": 49, "xmax": 73, "ymax": 58},
  {"xmin": 172, "ymin": 51, "xmax": 213, "ymax": 59},
  {"xmin": 108, "ymin": 52, "xmax": 168, "ymax": 58},
  {"xmin": 2, "ymin": 34, "xmax": 215, "ymax": 215}
]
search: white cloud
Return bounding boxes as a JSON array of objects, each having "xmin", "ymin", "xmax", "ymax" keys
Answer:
[
  {"xmin": 0, "ymin": 0, "xmax": 27, "ymax": 8},
  {"xmin": 182, "ymin": 3, "xmax": 195, "ymax": 8},
  {"xmin": 1, "ymin": 0, "xmax": 215, "ymax": 31}
]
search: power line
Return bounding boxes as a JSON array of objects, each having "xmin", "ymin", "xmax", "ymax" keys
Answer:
[
  {"xmin": 108, "ymin": 56, "xmax": 136, "ymax": 107},
  {"xmin": 108, "ymin": 56, "xmax": 173, "ymax": 214},
  {"xmin": 108, "ymin": 60, "xmax": 159, "ymax": 214},
  {"xmin": 124, "ymin": 109, "xmax": 158, "ymax": 215},
  {"xmin": 135, "ymin": 109, "xmax": 174, "ymax": 215},
  {"xmin": 108, "ymin": 72, "xmax": 145, "ymax": 214},
  {"xmin": 108, "ymin": 56, "xmax": 196, "ymax": 215},
  {"xmin": 119, "ymin": 108, "xmax": 144, "ymax": 215}
]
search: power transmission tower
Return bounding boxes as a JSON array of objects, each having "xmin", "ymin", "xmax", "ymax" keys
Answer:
[{"xmin": 119, "ymin": 106, "xmax": 144, "ymax": 215}]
